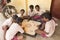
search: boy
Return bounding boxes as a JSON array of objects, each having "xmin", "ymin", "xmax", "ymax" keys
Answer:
[
  {"xmin": 5, "ymin": 17, "xmax": 24, "ymax": 40},
  {"xmin": 35, "ymin": 5, "xmax": 45, "ymax": 15},
  {"xmin": 28, "ymin": 5, "xmax": 35, "ymax": 17},
  {"xmin": 2, "ymin": 14, "xmax": 18, "ymax": 40},
  {"xmin": 17, "ymin": 9, "xmax": 25, "ymax": 17},
  {"xmin": 35, "ymin": 12, "xmax": 56, "ymax": 37}
]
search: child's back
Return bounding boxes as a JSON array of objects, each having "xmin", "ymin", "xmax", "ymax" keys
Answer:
[
  {"xmin": 44, "ymin": 19, "xmax": 56, "ymax": 37},
  {"xmin": 5, "ymin": 23, "xmax": 24, "ymax": 40}
]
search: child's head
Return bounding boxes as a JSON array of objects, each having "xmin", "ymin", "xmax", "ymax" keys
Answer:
[
  {"xmin": 29, "ymin": 5, "xmax": 34, "ymax": 10},
  {"xmin": 16, "ymin": 17, "xmax": 23, "ymax": 25},
  {"xmin": 16, "ymin": 32, "xmax": 23, "ymax": 40},
  {"xmin": 12, "ymin": 15, "xmax": 18, "ymax": 22},
  {"xmin": 41, "ymin": 12, "xmax": 52, "ymax": 22},
  {"xmin": 20, "ymin": 9, "xmax": 25, "ymax": 15},
  {"xmin": 35, "ymin": 5, "xmax": 40, "ymax": 11}
]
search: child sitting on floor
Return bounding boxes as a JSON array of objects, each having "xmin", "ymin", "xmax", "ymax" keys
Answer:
[
  {"xmin": 35, "ymin": 12, "xmax": 56, "ymax": 37},
  {"xmin": 28, "ymin": 5, "xmax": 36, "ymax": 17},
  {"xmin": 5, "ymin": 17, "xmax": 24, "ymax": 40},
  {"xmin": 2, "ymin": 14, "xmax": 18, "ymax": 40},
  {"xmin": 35, "ymin": 5, "xmax": 45, "ymax": 15},
  {"xmin": 17, "ymin": 9, "xmax": 25, "ymax": 17}
]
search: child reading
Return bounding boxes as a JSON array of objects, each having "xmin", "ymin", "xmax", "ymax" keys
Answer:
[
  {"xmin": 5, "ymin": 17, "xmax": 24, "ymax": 40},
  {"xmin": 2, "ymin": 14, "xmax": 18, "ymax": 40},
  {"xmin": 35, "ymin": 12, "xmax": 56, "ymax": 37}
]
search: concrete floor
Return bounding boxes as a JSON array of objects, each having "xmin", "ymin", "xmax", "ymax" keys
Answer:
[{"xmin": 0, "ymin": 13, "xmax": 60, "ymax": 40}]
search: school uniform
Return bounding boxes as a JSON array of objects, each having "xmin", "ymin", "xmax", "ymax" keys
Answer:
[
  {"xmin": 5, "ymin": 23, "xmax": 24, "ymax": 40},
  {"xmin": 44, "ymin": 19, "xmax": 56, "ymax": 37},
  {"xmin": 2, "ymin": 17, "xmax": 13, "ymax": 28},
  {"xmin": 28, "ymin": 10, "xmax": 36, "ymax": 17},
  {"xmin": 35, "ymin": 10, "xmax": 45, "ymax": 15},
  {"xmin": 17, "ymin": 13, "xmax": 26, "ymax": 17}
]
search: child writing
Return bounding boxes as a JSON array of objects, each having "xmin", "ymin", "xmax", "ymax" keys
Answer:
[
  {"xmin": 5, "ymin": 17, "xmax": 24, "ymax": 40},
  {"xmin": 35, "ymin": 12, "xmax": 56, "ymax": 37}
]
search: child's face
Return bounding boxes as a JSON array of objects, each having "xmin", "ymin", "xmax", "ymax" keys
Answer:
[
  {"xmin": 30, "ymin": 8, "xmax": 33, "ymax": 11},
  {"xmin": 42, "ymin": 17, "xmax": 48, "ymax": 22},
  {"xmin": 20, "ymin": 11, "xmax": 24, "ymax": 15},
  {"xmin": 35, "ymin": 7, "xmax": 40, "ymax": 11}
]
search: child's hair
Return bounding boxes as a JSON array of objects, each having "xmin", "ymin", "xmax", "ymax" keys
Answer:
[
  {"xmin": 20, "ymin": 9, "xmax": 25, "ymax": 13},
  {"xmin": 29, "ymin": 5, "xmax": 34, "ymax": 9},
  {"xmin": 41, "ymin": 11, "xmax": 52, "ymax": 20},
  {"xmin": 35, "ymin": 5, "xmax": 40, "ymax": 8},
  {"xmin": 12, "ymin": 15, "xmax": 18, "ymax": 20},
  {"xmin": 16, "ymin": 17, "xmax": 23, "ymax": 23}
]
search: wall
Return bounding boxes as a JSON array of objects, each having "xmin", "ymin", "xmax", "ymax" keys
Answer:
[
  {"xmin": 7, "ymin": 0, "xmax": 52, "ymax": 13},
  {"xmin": 28, "ymin": 0, "xmax": 52, "ymax": 10},
  {"xmin": 8, "ymin": 0, "xmax": 26, "ymax": 13}
]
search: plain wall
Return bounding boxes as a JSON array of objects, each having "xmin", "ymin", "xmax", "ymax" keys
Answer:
[{"xmin": 7, "ymin": 0, "xmax": 52, "ymax": 14}]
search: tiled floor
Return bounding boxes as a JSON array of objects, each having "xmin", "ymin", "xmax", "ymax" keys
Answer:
[{"xmin": 0, "ymin": 13, "xmax": 60, "ymax": 40}]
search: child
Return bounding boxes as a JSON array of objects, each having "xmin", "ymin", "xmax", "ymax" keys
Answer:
[
  {"xmin": 35, "ymin": 5, "xmax": 45, "ymax": 15},
  {"xmin": 2, "ymin": 14, "xmax": 18, "ymax": 40},
  {"xmin": 5, "ymin": 17, "xmax": 24, "ymax": 40},
  {"xmin": 17, "ymin": 9, "xmax": 25, "ymax": 17},
  {"xmin": 12, "ymin": 32, "xmax": 23, "ymax": 40},
  {"xmin": 35, "ymin": 12, "xmax": 56, "ymax": 37},
  {"xmin": 28, "ymin": 5, "xmax": 35, "ymax": 17}
]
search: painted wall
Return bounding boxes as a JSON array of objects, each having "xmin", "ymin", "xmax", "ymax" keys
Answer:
[
  {"xmin": 8, "ymin": 0, "xmax": 51, "ymax": 13},
  {"xmin": 8, "ymin": 0, "xmax": 26, "ymax": 13},
  {"xmin": 28, "ymin": 0, "xmax": 52, "ymax": 10}
]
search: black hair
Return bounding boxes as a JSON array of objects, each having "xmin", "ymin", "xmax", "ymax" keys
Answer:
[
  {"xmin": 41, "ymin": 11, "xmax": 52, "ymax": 20},
  {"xmin": 20, "ymin": 9, "xmax": 25, "ymax": 12},
  {"xmin": 16, "ymin": 17, "xmax": 23, "ymax": 23},
  {"xmin": 12, "ymin": 15, "xmax": 18, "ymax": 20},
  {"xmin": 29, "ymin": 5, "xmax": 34, "ymax": 9},
  {"xmin": 35, "ymin": 5, "xmax": 40, "ymax": 8}
]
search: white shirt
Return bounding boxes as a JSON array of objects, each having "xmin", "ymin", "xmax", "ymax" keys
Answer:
[
  {"xmin": 28, "ymin": 10, "xmax": 36, "ymax": 17},
  {"xmin": 35, "ymin": 10, "xmax": 45, "ymax": 15},
  {"xmin": 17, "ymin": 13, "xmax": 26, "ymax": 17},
  {"xmin": 2, "ymin": 17, "xmax": 13, "ymax": 27},
  {"xmin": 17, "ymin": 13, "xmax": 22, "ymax": 17},
  {"xmin": 6, "ymin": 23, "xmax": 24, "ymax": 40},
  {"xmin": 44, "ymin": 19, "xmax": 56, "ymax": 37}
]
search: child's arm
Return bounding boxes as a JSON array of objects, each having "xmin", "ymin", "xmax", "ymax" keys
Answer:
[
  {"xmin": 40, "ymin": 23, "xmax": 45, "ymax": 30},
  {"xmin": 2, "ymin": 25, "xmax": 9, "ymax": 31},
  {"xmin": 2, "ymin": 25, "xmax": 9, "ymax": 40},
  {"xmin": 35, "ymin": 29, "xmax": 49, "ymax": 35}
]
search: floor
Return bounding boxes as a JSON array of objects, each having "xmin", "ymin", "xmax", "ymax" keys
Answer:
[{"xmin": 0, "ymin": 13, "xmax": 60, "ymax": 40}]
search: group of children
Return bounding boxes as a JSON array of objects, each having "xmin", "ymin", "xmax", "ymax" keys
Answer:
[{"xmin": 1, "ymin": 5, "xmax": 57, "ymax": 40}]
